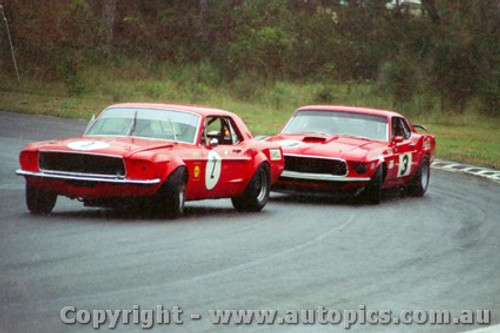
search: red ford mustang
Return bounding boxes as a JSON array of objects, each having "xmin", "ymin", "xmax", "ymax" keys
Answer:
[
  {"xmin": 266, "ymin": 105, "xmax": 436, "ymax": 203},
  {"xmin": 16, "ymin": 103, "xmax": 284, "ymax": 217}
]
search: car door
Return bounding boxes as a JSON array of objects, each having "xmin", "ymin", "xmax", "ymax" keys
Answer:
[
  {"xmin": 200, "ymin": 115, "xmax": 252, "ymax": 198},
  {"xmin": 386, "ymin": 116, "xmax": 418, "ymax": 184}
]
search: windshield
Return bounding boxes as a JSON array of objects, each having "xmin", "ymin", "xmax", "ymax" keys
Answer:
[
  {"xmin": 85, "ymin": 107, "xmax": 201, "ymax": 144},
  {"xmin": 282, "ymin": 110, "xmax": 388, "ymax": 142}
]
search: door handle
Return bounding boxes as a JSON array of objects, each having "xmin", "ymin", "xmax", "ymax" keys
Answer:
[{"xmin": 232, "ymin": 148, "xmax": 242, "ymax": 153}]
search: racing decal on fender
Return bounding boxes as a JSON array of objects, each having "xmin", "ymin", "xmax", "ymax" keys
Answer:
[
  {"xmin": 205, "ymin": 150, "xmax": 222, "ymax": 190},
  {"xmin": 397, "ymin": 152, "xmax": 412, "ymax": 177},
  {"xmin": 67, "ymin": 140, "xmax": 110, "ymax": 151},
  {"xmin": 193, "ymin": 165, "xmax": 201, "ymax": 180},
  {"xmin": 278, "ymin": 140, "xmax": 303, "ymax": 148}
]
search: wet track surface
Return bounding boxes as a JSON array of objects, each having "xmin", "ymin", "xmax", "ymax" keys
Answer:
[{"xmin": 1, "ymin": 111, "xmax": 499, "ymax": 332}]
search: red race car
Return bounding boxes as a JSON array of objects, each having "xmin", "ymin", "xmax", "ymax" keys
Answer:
[
  {"xmin": 16, "ymin": 103, "xmax": 284, "ymax": 217},
  {"xmin": 266, "ymin": 105, "xmax": 435, "ymax": 204}
]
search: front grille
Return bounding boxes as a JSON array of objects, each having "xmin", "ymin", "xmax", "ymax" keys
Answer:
[
  {"xmin": 39, "ymin": 152, "xmax": 125, "ymax": 177},
  {"xmin": 284, "ymin": 155, "xmax": 347, "ymax": 176}
]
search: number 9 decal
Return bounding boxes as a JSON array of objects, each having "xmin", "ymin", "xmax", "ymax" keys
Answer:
[
  {"xmin": 205, "ymin": 150, "xmax": 222, "ymax": 190},
  {"xmin": 397, "ymin": 152, "xmax": 412, "ymax": 177}
]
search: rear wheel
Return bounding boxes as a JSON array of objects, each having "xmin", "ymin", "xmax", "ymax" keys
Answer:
[
  {"xmin": 361, "ymin": 165, "xmax": 383, "ymax": 205},
  {"xmin": 232, "ymin": 163, "xmax": 270, "ymax": 212},
  {"xmin": 408, "ymin": 156, "xmax": 430, "ymax": 197},
  {"xmin": 26, "ymin": 184, "xmax": 57, "ymax": 214}
]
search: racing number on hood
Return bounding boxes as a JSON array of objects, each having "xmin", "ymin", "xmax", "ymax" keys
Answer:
[
  {"xmin": 398, "ymin": 152, "xmax": 412, "ymax": 177},
  {"xmin": 67, "ymin": 140, "xmax": 110, "ymax": 151},
  {"xmin": 205, "ymin": 150, "xmax": 222, "ymax": 190}
]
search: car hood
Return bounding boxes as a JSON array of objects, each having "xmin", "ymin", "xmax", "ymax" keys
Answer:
[
  {"xmin": 27, "ymin": 136, "xmax": 184, "ymax": 158},
  {"xmin": 268, "ymin": 134, "xmax": 387, "ymax": 160}
]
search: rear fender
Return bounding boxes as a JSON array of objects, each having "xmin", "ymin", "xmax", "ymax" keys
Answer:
[
  {"xmin": 251, "ymin": 144, "xmax": 284, "ymax": 183},
  {"xmin": 411, "ymin": 135, "xmax": 435, "ymax": 169},
  {"xmin": 245, "ymin": 152, "xmax": 270, "ymax": 186},
  {"xmin": 422, "ymin": 135, "xmax": 436, "ymax": 163}
]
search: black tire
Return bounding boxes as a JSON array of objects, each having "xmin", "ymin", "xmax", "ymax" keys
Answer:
[
  {"xmin": 232, "ymin": 163, "xmax": 271, "ymax": 212},
  {"xmin": 408, "ymin": 156, "xmax": 430, "ymax": 197},
  {"xmin": 153, "ymin": 167, "xmax": 187, "ymax": 219},
  {"xmin": 26, "ymin": 184, "xmax": 57, "ymax": 214},
  {"xmin": 361, "ymin": 165, "xmax": 383, "ymax": 205}
]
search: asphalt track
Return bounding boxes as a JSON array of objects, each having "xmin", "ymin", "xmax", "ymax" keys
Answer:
[{"xmin": 1, "ymin": 111, "xmax": 499, "ymax": 333}]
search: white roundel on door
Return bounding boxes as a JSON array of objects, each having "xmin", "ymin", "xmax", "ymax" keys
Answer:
[
  {"xmin": 397, "ymin": 152, "xmax": 412, "ymax": 177},
  {"xmin": 205, "ymin": 150, "xmax": 222, "ymax": 190},
  {"xmin": 67, "ymin": 140, "xmax": 110, "ymax": 151}
]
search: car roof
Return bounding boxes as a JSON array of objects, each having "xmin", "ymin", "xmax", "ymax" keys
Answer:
[
  {"xmin": 106, "ymin": 103, "xmax": 235, "ymax": 117},
  {"xmin": 296, "ymin": 105, "xmax": 404, "ymax": 119}
]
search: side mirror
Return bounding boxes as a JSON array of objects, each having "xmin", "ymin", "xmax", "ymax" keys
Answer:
[
  {"xmin": 210, "ymin": 138, "xmax": 219, "ymax": 147},
  {"xmin": 393, "ymin": 136, "xmax": 404, "ymax": 144}
]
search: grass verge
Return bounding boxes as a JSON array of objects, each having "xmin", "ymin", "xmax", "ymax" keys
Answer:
[{"xmin": 1, "ymin": 64, "xmax": 499, "ymax": 169}]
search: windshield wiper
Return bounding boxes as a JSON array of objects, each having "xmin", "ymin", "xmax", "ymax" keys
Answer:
[
  {"xmin": 338, "ymin": 134, "xmax": 372, "ymax": 141},
  {"xmin": 127, "ymin": 111, "xmax": 138, "ymax": 136}
]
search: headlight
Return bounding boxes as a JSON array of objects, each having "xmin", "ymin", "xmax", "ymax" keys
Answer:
[{"xmin": 352, "ymin": 162, "xmax": 367, "ymax": 174}]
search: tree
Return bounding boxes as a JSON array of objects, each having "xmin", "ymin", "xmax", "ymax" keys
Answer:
[
  {"xmin": 199, "ymin": 0, "xmax": 208, "ymax": 41},
  {"xmin": 103, "ymin": 0, "xmax": 117, "ymax": 55},
  {"xmin": 421, "ymin": 0, "xmax": 440, "ymax": 24}
]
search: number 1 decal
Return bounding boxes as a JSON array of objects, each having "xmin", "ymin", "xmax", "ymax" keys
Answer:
[
  {"xmin": 205, "ymin": 150, "xmax": 222, "ymax": 190},
  {"xmin": 397, "ymin": 152, "xmax": 412, "ymax": 177}
]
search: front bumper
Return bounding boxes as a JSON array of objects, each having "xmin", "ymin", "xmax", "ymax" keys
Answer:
[
  {"xmin": 280, "ymin": 170, "xmax": 370, "ymax": 182},
  {"xmin": 16, "ymin": 170, "xmax": 161, "ymax": 199},
  {"xmin": 272, "ymin": 171, "xmax": 371, "ymax": 196},
  {"xmin": 16, "ymin": 170, "xmax": 160, "ymax": 185}
]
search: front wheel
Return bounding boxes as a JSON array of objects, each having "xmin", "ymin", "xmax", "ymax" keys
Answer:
[
  {"xmin": 232, "ymin": 163, "xmax": 271, "ymax": 212},
  {"xmin": 361, "ymin": 165, "xmax": 383, "ymax": 205},
  {"xmin": 26, "ymin": 184, "xmax": 57, "ymax": 214},
  {"xmin": 408, "ymin": 156, "xmax": 430, "ymax": 197},
  {"xmin": 152, "ymin": 168, "xmax": 187, "ymax": 219}
]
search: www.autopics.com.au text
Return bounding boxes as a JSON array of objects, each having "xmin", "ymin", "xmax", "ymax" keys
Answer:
[{"xmin": 60, "ymin": 305, "xmax": 490, "ymax": 329}]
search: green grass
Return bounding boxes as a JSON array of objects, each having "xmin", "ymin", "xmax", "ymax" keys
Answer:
[
  {"xmin": 1, "ymin": 63, "xmax": 499, "ymax": 169},
  {"xmin": 426, "ymin": 124, "xmax": 500, "ymax": 169}
]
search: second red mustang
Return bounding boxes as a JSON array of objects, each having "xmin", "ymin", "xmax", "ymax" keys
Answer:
[{"xmin": 266, "ymin": 105, "xmax": 436, "ymax": 204}]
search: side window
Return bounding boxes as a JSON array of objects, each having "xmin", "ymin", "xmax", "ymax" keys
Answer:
[
  {"xmin": 202, "ymin": 116, "xmax": 242, "ymax": 145},
  {"xmin": 205, "ymin": 117, "xmax": 222, "ymax": 140},
  {"xmin": 401, "ymin": 118, "xmax": 412, "ymax": 139},
  {"xmin": 391, "ymin": 117, "xmax": 399, "ymax": 139},
  {"xmin": 225, "ymin": 117, "xmax": 242, "ymax": 145},
  {"xmin": 391, "ymin": 117, "xmax": 411, "ymax": 140}
]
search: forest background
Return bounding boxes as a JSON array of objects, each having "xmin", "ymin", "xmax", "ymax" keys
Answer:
[{"xmin": 0, "ymin": 0, "xmax": 499, "ymax": 168}]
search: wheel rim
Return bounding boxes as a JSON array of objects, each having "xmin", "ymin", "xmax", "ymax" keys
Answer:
[
  {"xmin": 256, "ymin": 169, "xmax": 268, "ymax": 203},
  {"xmin": 421, "ymin": 162, "xmax": 429, "ymax": 190},
  {"xmin": 178, "ymin": 185, "xmax": 185, "ymax": 214}
]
